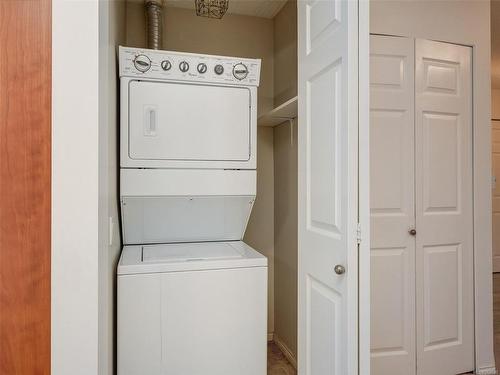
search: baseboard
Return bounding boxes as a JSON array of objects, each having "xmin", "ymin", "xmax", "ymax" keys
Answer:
[
  {"xmin": 476, "ymin": 366, "xmax": 497, "ymax": 375},
  {"xmin": 267, "ymin": 333, "xmax": 274, "ymax": 342},
  {"xmin": 273, "ymin": 334, "xmax": 297, "ymax": 370}
]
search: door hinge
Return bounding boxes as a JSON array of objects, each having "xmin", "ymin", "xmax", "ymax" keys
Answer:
[{"xmin": 356, "ymin": 223, "xmax": 362, "ymax": 244}]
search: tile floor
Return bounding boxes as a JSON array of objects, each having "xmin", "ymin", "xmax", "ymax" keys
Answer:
[{"xmin": 268, "ymin": 342, "xmax": 296, "ymax": 375}]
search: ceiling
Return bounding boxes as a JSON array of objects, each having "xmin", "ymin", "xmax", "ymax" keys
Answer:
[
  {"xmin": 492, "ymin": 0, "xmax": 500, "ymax": 88},
  {"xmin": 131, "ymin": 0, "xmax": 288, "ymax": 19}
]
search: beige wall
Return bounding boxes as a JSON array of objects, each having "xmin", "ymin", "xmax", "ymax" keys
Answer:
[
  {"xmin": 273, "ymin": 121, "xmax": 298, "ymax": 358},
  {"xmin": 244, "ymin": 127, "xmax": 275, "ymax": 335},
  {"xmin": 125, "ymin": 4, "xmax": 274, "ymax": 115},
  {"xmin": 125, "ymin": 2, "xmax": 276, "ymax": 334},
  {"xmin": 273, "ymin": 0, "xmax": 297, "ymax": 107},
  {"xmin": 371, "ymin": 1, "xmax": 494, "ymax": 371},
  {"xmin": 272, "ymin": 0, "xmax": 298, "ymax": 360}
]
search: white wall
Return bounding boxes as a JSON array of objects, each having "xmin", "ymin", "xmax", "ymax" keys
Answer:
[
  {"xmin": 371, "ymin": 1, "xmax": 494, "ymax": 372},
  {"xmin": 53, "ymin": 1, "xmax": 124, "ymax": 374},
  {"xmin": 52, "ymin": 1, "xmax": 100, "ymax": 374}
]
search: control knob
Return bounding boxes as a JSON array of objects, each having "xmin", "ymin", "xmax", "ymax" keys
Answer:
[
  {"xmin": 179, "ymin": 61, "xmax": 190, "ymax": 72},
  {"xmin": 197, "ymin": 63, "xmax": 208, "ymax": 74},
  {"xmin": 214, "ymin": 64, "xmax": 224, "ymax": 75},
  {"xmin": 133, "ymin": 54, "xmax": 151, "ymax": 73},
  {"xmin": 233, "ymin": 63, "xmax": 248, "ymax": 80},
  {"xmin": 161, "ymin": 60, "xmax": 172, "ymax": 71}
]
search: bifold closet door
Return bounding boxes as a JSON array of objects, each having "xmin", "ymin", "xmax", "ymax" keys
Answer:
[
  {"xmin": 415, "ymin": 39, "xmax": 474, "ymax": 375},
  {"xmin": 369, "ymin": 35, "xmax": 416, "ymax": 375},
  {"xmin": 370, "ymin": 36, "xmax": 474, "ymax": 375}
]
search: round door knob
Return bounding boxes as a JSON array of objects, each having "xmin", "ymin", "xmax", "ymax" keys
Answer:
[
  {"xmin": 214, "ymin": 64, "xmax": 224, "ymax": 75},
  {"xmin": 197, "ymin": 63, "xmax": 207, "ymax": 74},
  {"xmin": 179, "ymin": 61, "xmax": 189, "ymax": 72},
  {"xmin": 161, "ymin": 60, "xmax": 172, "ymax": 71},
  {"xmin": 233, "ymin": 63, "xmax": 248, "ymax": 80},
  {"xmin": 133, "ymin": 54, "xmax": 151, "ymax": 72},
  {"xmin": 334, "ymin": 265, "xmax": 346, "ymax": 275},
  {"xmin": 409, "ymin": 228, "xmax": 417, "ymax": 236}
]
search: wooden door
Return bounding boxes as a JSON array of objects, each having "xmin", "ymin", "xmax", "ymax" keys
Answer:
[
  {"xmin": 369, "ymin": 34, "xmax": 416, "ymax": 375},
  {"xmin": 297, "ymin": 0, "xmax": 360, "ymax": 373},
  {"xmin": 415, "ymin": 39, "xmax": 474, "ymax": 375},
  {"xmin": 0, "ymin": 1, "xmax": 51, "ymax": 374}
]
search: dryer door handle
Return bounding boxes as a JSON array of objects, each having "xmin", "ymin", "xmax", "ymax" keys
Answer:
[{"xmin": 143, "ymin": 105, "xmax": 157, "ymax": 137}]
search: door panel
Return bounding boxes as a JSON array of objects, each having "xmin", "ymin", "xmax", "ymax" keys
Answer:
[
  {"xmin": 160, "ymin": 268, "xmax": 267, "ymax": 375},
  {"xmin": 415, "ymin": 39, "xmax": 474, "ymax": 375},
  {"xmin": 370, "ymin": 35, "xmax": 416, "ymax": 375},
  {"xmin": 128, "ymin": 81, "xmax": 251, "ymax": 161},
  {"xmin": 298, "ymin": 0, "xmax": 359, "ymax": 374},
  {"xmin": 422, "ymin": 113, "xmax": 460, "ymax": 212},
  {"xmin": 0, "ymin": 0, "xmax": 51, "ymax": 374},
  {"xmin": 492, "ymin": 121, "xmax": 500, "ymax": 272}
]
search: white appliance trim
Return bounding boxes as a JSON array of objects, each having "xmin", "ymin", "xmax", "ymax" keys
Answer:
[
  {"xmin": 120, "ymin": 169, "xmax": 256, "ymax": 197},
  {"xmin": 118, "ymin": 241, "xmax": 267, "ymax": 275},
  {"xmin": 119, "ymin": 46, "xmax": 262, "ymax": 86}
]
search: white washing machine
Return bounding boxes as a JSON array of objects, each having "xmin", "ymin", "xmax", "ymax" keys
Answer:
[
  {"xmin": 118, "ymin": 241, "xmax": 267, "ymax": 375},
  {"xmin": 117, "ymin": 46, "xmax": 267, "ymax": 375}
]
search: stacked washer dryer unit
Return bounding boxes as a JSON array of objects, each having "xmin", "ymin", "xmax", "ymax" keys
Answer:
[{"xmin": 117, "ymin": 46, "xmax": 267, "ymax": 375}]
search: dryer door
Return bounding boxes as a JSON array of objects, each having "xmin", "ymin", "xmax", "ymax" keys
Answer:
[{"xmin": 128, "ymin": 80, "xmax": 251, "ymax": 163}]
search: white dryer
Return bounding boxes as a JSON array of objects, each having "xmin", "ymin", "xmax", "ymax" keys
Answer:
[
  {"xmin": 117, "ymin": 46, "xmax": 266, "ymax": 375},
  {"xmin": 119, "ymin": 46, "xmax": 260, "ymax": 170}
]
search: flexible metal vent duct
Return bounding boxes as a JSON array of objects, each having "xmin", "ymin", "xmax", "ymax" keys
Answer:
[{"xmin": 145, "ymin": 0, "xmax": 162, "ymax": 50}]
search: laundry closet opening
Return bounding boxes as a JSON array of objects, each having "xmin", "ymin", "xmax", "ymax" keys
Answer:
[
  {"xmin": 369, "ymin": 34, "xmax": 475, "ymax": 375},
  {"xmin": 120, "ymin": 0, "xmax": 299, "ymax": 372}
]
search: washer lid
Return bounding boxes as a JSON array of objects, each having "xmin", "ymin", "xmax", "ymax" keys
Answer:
[
  {"xmin": 142, "ymin": 242, "xmax": 243, "ymax": 263},
  {"xmin": 117, "ymin": 241, "xmax": 267, "ymax": 275}
]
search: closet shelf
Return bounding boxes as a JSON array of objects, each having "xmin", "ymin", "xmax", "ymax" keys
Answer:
[{"xmin": 258, "ymin": 96, "xmax": 297, "ymax": 127}]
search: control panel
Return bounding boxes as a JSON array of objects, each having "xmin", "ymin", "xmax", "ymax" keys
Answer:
[{"xmin": 119, "ymin": 46, "xmax": 261, "ymax": 86}]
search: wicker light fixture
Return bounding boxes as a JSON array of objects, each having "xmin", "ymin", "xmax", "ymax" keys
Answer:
[{"xmin": 195, "ymin": 0, "xmax": 229, "ymax": 19}]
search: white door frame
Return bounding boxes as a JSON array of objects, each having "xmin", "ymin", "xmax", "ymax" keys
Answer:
[
  {"xmin": 361, "ymin": 32, "xmax": 496, "ymax": 375},
  {"xmin": 52, "ymin": 1, "xmax": 101, "ymax": 374},
  {"xmin": 358, "ymin": 1, "xmax": 371, "ymax": 375}
]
